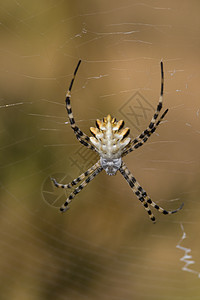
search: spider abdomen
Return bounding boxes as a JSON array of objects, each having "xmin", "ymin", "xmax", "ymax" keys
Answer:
[{"xmin": 90, "ymin": 114, "xmax": 131, "ymax": 160}]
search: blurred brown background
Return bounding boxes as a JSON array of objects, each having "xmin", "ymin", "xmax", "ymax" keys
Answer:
[{"xmin": 0, "ymin": 1, "xmax": 200, "ymax": 299}]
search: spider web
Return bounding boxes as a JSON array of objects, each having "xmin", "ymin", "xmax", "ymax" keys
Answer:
[{"xmin": 1, "ymin": 1, "xmax": 200, "ymax": 299}]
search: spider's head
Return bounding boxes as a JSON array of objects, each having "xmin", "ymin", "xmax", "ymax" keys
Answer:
[
  {"xmin": 89, "ymin": 114, "xmax": 131, "ymax": 159},
  {"xmin": 100, "ymin": 157, "xmax": 122, "ymax": 176}
]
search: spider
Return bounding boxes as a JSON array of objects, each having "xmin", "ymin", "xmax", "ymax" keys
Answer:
[{"xmin": 52, "ymin": 60, "xmax": 183, "ymax": 222}]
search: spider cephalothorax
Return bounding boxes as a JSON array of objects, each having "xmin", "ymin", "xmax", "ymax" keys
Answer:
[
  {"xmin": 51, "ymin": 60, "xmax": 183, "ymax": 222},
  {"xmin": 89, "ymin": 114, "xmax": 131, "ymax": 175}
]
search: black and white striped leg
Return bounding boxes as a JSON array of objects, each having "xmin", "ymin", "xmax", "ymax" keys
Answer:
[
  {"xmin": 66, "ymin": 60, "xmax": 95, "ymax": 151},
  {"xmin": 123, "ymin": 61, "xmax": 165, "ymax": 156},
  {"xmin": 123, "ymin": 107, "xmax": 168, "ymax": 156},
  {"xmin": 119, "ymin": 162, "xmax": 183, "ymax": 222},
  {"xmin": 60, "ymin": 164, "xmax": 103, "ymax": 212},
  {"xmin": 146, "ymin": 60, "xmax": 164, "ymax": 130},
  {"xmin": 51, "ymin": 161, "xmax": 101, "ymax": 189},
  {"xmin": 119, "ymin": 163, "xmax": 156, "ymax": 222}
]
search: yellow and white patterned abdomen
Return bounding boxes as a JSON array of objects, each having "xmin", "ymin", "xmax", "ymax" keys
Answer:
[
  {"xmin": 89, "ymin": 114, "xmax": 131, "ymax": 175},
  {"xmin": 90, "ymin": 114, "xmax": 131, "ymax": 159}
]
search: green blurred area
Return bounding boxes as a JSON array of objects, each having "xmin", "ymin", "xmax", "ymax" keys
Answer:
[{"xmin": 0, "ymin": 1, "xmax": 200, "ymax": 299}]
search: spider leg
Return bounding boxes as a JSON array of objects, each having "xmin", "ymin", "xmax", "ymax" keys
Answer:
[
  {"xmin": 66, "ymin": 60, "xmax": 95, "ymax": 151},
  {"xmin": 59, "ymin": 163, "xmax": 103, "ymax": 212},
  {"xmin": 123, "ymin": 61, "xmax": 165, "ymax": 156},
  {"xmin": 123, "ymin": 108, "xmax": 168, "ymax": 156},
  {"xmin": 119, "ymin": 163, "xmax": 156, "ymax": 222},
  {"xmin": 146, "ymin": 60, "xmax": 164, "ymax": 131},
  {"xmin": 51, "ymin": 161, "xmax": 100, "ymax": 189},
  {"xmin": 119, "ymin": 162, "xmax": 183, "ymax": 222}
]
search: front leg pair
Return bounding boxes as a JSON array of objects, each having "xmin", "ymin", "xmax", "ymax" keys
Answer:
[
  {"xmin": 52, "ymin": 160, "xmax": 102, "ymax": 212},
  {"xmin": 119, "ymin": 162, "xmax": 183, "ymax": 222}
]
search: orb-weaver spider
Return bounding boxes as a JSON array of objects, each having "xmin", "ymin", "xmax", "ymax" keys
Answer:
[{"xmin": 52, "ymin": 60, "xmax": 183, "ymax": 222}]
